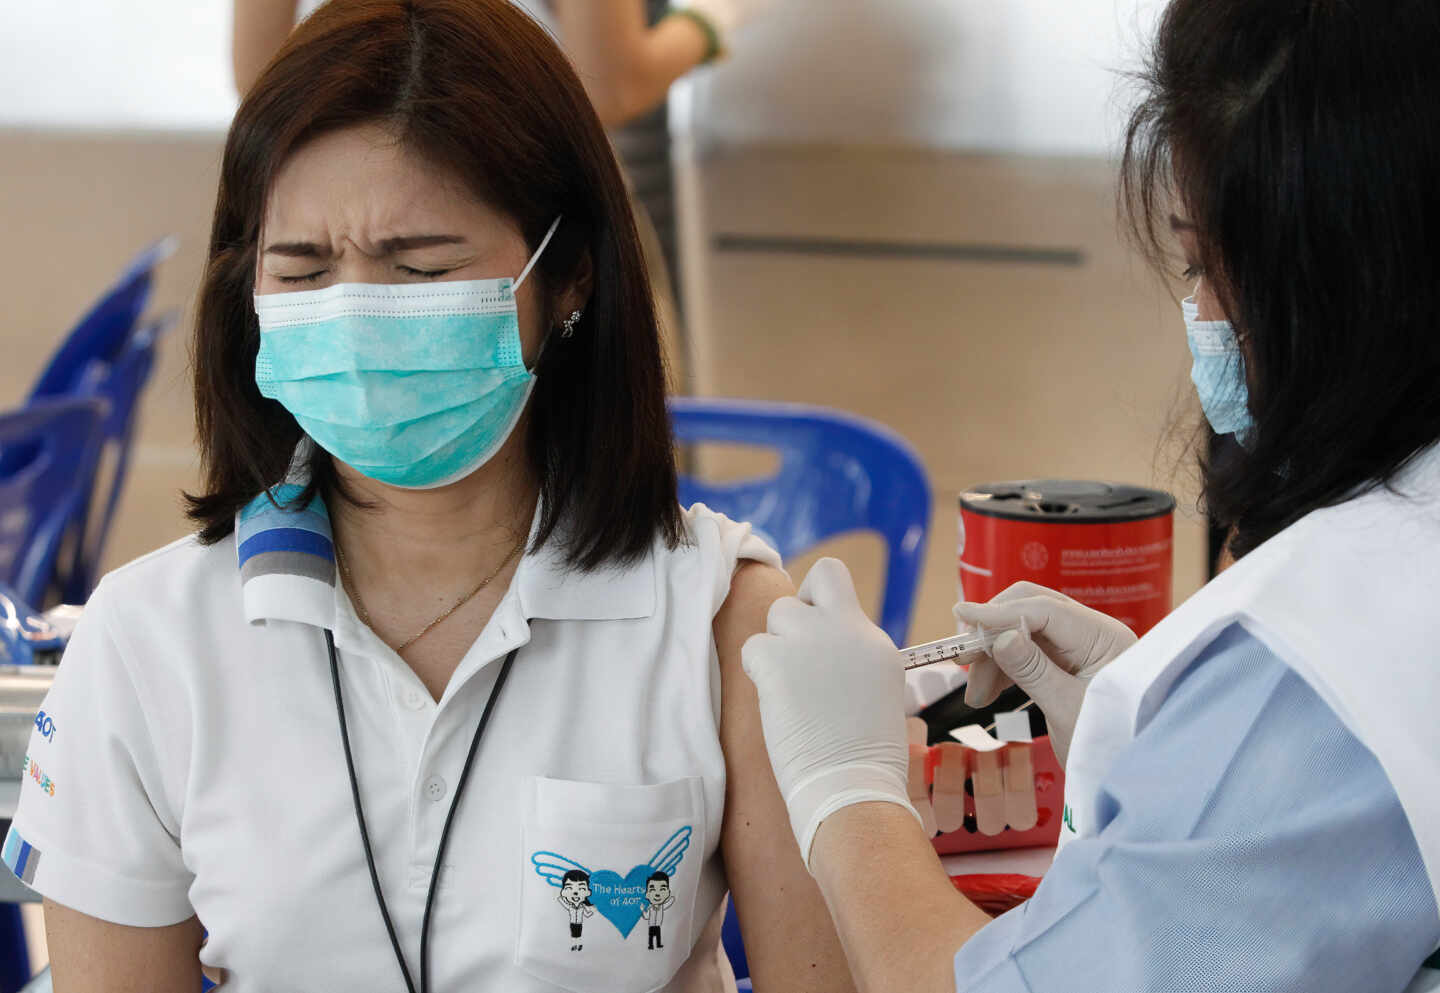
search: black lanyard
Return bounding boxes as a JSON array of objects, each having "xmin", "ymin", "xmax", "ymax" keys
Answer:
[{"xmin": 326, "ymin": 629, "xmax": 518, "ymax": 993}]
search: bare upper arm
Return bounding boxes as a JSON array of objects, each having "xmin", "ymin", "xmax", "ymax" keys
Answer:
[
  {"xmin": 548, "ymin": 0, "xmax": 708, "ymax": 125},
  {"xmin": 44, "ymin": 899, "xmax": 204, "ymax": 993},
  {"xmin": 713, "ymin": 562, "xmax": 859, "ymax": 993},
  {"xmin": 231, "ymin": 0, "xmax": 302, "ymax": 95}
]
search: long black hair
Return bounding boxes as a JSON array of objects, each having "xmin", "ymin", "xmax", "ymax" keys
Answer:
[
  {"xmin": 1122, "ymin": 0, "xmax": 1440, "ymax": 558},
  {"xmin": 187, "ymin": 0, "xmax": 682, "ymax": 569}
]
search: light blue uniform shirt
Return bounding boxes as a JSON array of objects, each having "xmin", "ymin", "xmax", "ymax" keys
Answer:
[{"xmin": 954, "ymin": 624, "xmax": 1440, "ymax": 992}]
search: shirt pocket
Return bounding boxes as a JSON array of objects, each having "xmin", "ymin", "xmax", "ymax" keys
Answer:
[{"xmin": 516, "ymin": 776, "xmax": 707, "ymax": 993}]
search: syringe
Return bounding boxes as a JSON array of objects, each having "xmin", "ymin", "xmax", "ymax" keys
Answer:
[{"xmin": 899, "ymin": 630, "xmax": 1004, "ymax": 671}]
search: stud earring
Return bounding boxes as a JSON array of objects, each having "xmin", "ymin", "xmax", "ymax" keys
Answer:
[{"xmin": 560, "ymin": 310, "xmax": 583, "ymax": 338}]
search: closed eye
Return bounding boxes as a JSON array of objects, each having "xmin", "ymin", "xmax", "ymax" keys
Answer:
[
  {"xmin": 275, "ymin": 271, "xmax": 327, "ymax": 284},
  {"xmin": 399, "ymin": 266, "xmax": 458, "ymax": 279}
]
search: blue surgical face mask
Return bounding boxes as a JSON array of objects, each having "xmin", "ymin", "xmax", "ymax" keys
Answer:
[
  {"xmin": 1183, "ymin": 294, "xmax": 1255, "ymax": 441},
  {"xmin": 254, "ymin": 217, "xmax": 562, "ymax": 489}
]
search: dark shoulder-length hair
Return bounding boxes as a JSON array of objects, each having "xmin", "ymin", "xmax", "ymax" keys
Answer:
[
  {"xmin": 1122, "ymin": 0, "xmax": 1440, "ymax": 558},
  {"xmin": 187, "ymin": 0, "xmax": 681, "ymax": 569}
]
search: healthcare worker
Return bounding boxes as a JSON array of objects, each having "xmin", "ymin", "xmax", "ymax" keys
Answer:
[
  {"xmin": 742, "ymin": 1, "xmax": 1440, "ymax": 990},
  {"xmin": 3, "ymin": 3, "xmax": 856, "ymax": 991}
]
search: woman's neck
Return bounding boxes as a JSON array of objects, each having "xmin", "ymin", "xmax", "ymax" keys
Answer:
[{"xmin": 329, "ymin": 442, "xmax": 539, "ymax": 593}]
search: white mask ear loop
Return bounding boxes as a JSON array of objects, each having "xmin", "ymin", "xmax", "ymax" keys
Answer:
[{"xmin": 513, "ymin": 215, "xmax": 564, "ymax": 292}]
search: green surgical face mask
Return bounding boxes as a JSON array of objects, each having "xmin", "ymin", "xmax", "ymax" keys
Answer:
[{"xmin": 253, "ymin": 217, "xmax": 561, "ymax": 489}]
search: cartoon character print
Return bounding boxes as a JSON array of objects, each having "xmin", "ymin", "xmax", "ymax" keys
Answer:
[
  {"xmin": 558, "ymin": 869, "xmax": 595, "ymax": 951},
  {"xmin": 641, "ymin": 871, "xmax": 675, "ymax": 950},
  {"xmin": 532, "ymin": 826, "xmax": 691, "ymax": 952}
]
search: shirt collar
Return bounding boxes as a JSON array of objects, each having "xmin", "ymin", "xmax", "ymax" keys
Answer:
[
  {"xmin": 237, "ymin": 461, "xmax": 654, "ymax": 628},
  {"xmin": 237, "ymin": 481, "xmax": 337, "ymax": 629}
]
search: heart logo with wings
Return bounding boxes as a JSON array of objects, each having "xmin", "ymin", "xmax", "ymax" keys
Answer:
[{"xmin": 532, "ymin": 826, "xmax": 692, "ymax": 938}]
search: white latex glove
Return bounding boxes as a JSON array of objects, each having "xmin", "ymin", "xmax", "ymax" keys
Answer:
[
  {"xmin": 952, "ymin": 582, "xmax": 1138, "ymax": 765},
  {"xmin": 673, "ymin": 0, "xmax": 776, "ymax": 53},
  {"xmin": 741, "ymin": 558, "xmax": 920, "ymax": 868}
]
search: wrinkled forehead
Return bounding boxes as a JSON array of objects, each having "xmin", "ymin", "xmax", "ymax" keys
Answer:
[{"xmin": 260, "ymin": 124, "xmax": 502, "ymax": 245}]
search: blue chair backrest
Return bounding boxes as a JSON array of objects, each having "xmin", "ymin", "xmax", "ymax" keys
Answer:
[
  {"xmin": 27, "ymin": 236, "xmax": 177, "ymax": 401},
  {"xmin": 0, "ymin": 398, "xmax": 109, "ymax": 606},
  {"xmin": 58, "ymin": 313, "xmax": 178, "ymax": 602},
  {"xmin": 670, "ymin": 398, "xmax": 931, "ymax": 644}
]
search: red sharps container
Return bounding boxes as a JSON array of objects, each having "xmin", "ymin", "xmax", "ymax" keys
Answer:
[
  {"xmin": 926, "ymin": 481, "xmax": 1176, "ymax": 858},
  {"xmin": 958, "ymin": 480, "xmax": 1176, "ymax": 636}
]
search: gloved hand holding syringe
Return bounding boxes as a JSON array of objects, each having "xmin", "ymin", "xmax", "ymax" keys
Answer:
[
  {"xmin": 742, "ymin": 561, "xmax": 1138, "ymax": 864},
  {"xmin": 898, "ymin": 583, "xmax": 1138, "ymax": 763}
]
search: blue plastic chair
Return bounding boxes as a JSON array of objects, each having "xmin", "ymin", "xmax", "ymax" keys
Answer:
[
  {"xmin": 669, "ymin": 398, "xmax": 931, "ymax": 645},
  {"xmin": 1, "ymin": 238, "xmax": 176, "ymax": 603},
  {"xmin": 720, "ymin": 900, "xmax": 751, "ymax": 986},
  {"xmin": 0, "ymin": 905, "xmax": 29, "ymax": 993},
  {"xmin": 16, "ymin": 967, "xmax": 50, "ymax": 993},
  {"xmin": 0, "ymin": 583, "xmax": 61, "ymax": 990},
  {"xmin": 57, "ymin": 312, "xmax": 178, "ymax": 602},
  {"xmin": 26, "ymin": 237, "xmax": 177, "ymax": 402},
  {"xmin": 0, "ymin": 398, "xmax": 109, "ymax": 607},
  {"xmin": 670, "ymin": 399, "xmax": 932, "ymax": 986}
]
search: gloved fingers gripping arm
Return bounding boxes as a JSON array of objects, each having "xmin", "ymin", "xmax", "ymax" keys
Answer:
[
  {"xmin": 740, "ymin": 558, "xmax": 920, "ymax": 867},
  {"xmin": 952, "ymin": 584, "xmax": 1138, "ymax": 765}
]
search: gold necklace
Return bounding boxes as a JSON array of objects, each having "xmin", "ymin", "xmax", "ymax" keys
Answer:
[{"xmin": 335, "ymin": 530, "xmax": 527, "ymax": 653}]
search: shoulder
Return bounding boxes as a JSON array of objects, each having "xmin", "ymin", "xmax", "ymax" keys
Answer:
[
  {"xmin": 678, "ymin": 503, "xmax": 782, "ymax": 570},
  {"xmin": 75, "ymin": 533, "xmax": 242, "ymax": 681},
  {"xmin": 1249, "ymin": 465, "xmax": 1440, "ymax": 582},
  {"xmin": 1169, "ymin": 467, "xmax": 1440, "ymax": 659},
  {"xmin": 90, "ymin": 533, "xmax": 239, "ymax": 626},
  {"xmin": 646, "ymin": 504, "xmax": 785, "ymax": 620}
]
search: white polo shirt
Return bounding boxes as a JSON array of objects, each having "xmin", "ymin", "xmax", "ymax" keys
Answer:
[{"xmin": 3, "ymin": 483, "xmax": 778, "ymax": 993}]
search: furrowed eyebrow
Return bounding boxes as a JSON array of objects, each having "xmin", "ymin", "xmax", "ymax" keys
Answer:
[
  {"xmin": 263, "ymin": 241, "xmax": 328, "ymax": 258},
  {"xmin": 377, "ymin": 234, "xmax": 469, "ymax": 253},
  {"xmin": 262, "ymin": 235, "xmax": 468, "ymax": 257}
]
